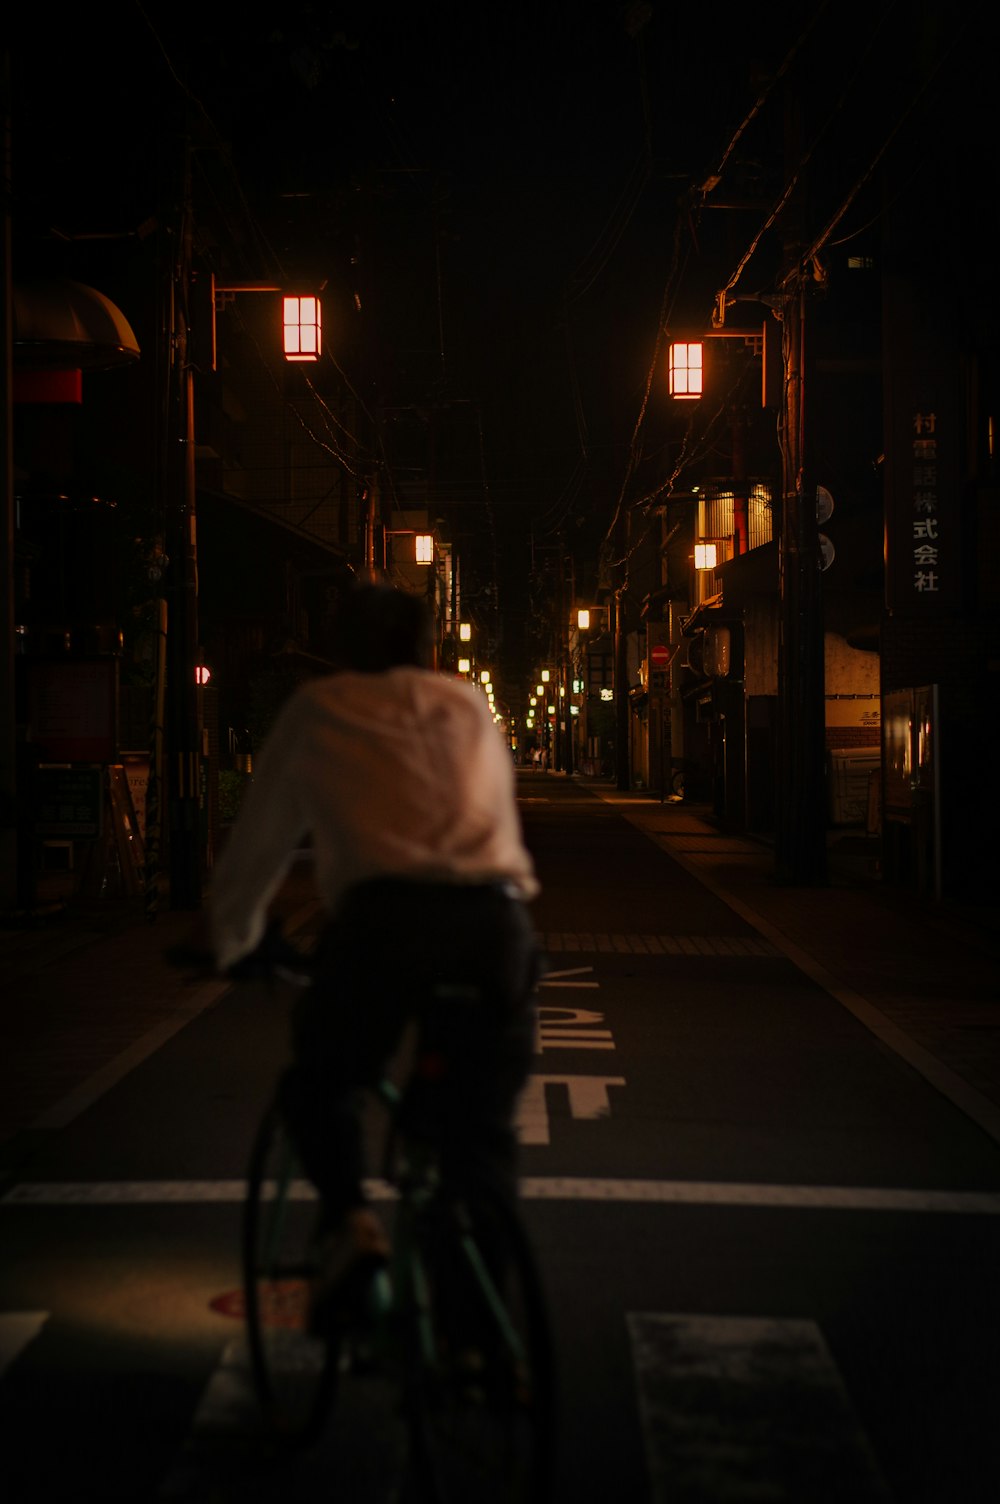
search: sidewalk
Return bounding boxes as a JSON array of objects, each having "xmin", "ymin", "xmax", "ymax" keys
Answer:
[
  {"xmin": 585, "ymin": 779, "xmax": 1000, "ymax": 1149},
  {"xmin": 2, "ymin": 783, "xmax": 998, "ymax": 1187},
  {"xmin": 0, "ymin": 866, "xmax": 320, "ymax": 1181}
]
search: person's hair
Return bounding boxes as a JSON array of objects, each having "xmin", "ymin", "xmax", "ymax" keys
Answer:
[{"xmin": 330, "ymin": 583, "xmax": 434, "ymax": 672}]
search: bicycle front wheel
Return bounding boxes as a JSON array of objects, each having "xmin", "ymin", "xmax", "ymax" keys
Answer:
[
  {"xmin": 406, "ymin": 1185, "xmax": 556, "ymax": 1503},
  {"xmin": 242, "ymin": 1103, "xmax": 334, "ymax": 1448}
]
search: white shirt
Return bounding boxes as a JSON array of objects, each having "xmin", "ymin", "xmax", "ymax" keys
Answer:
[{"xmin": 208, "ymin": 667, "xmax": 540, "ymax": 972}]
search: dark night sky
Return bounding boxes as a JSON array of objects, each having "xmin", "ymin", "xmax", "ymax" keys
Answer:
[{"xmin": 8, "ymin": 1, "xmax": 978, "ymax": 680}]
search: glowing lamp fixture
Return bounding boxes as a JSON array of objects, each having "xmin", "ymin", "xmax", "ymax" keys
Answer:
[
  {"xmin": 694, "ymin": 541, "xmax": 718, "ymax": 571},
  {"xmin": 576, "ymin": 608, "xmax": 590, "ymax": 631},
  {"xmin": 283, "ymin": 296, "xmax": 322, "ymax": 362},
  {"xmin": 541, "ymin": 669, "xmax": 550, "ymax": 683},
  {"xmin": 480, "ymin": 669, "xmax": 491, "ymax": 684},
  {"xmin": 458, "ymin": 657, "xmax": 471, "ymax": 675},
  {"xmin": 459, "ymin": 621, "xmax": 472, "ymax": 642},
  {"xmin": 669, "ymin": 341, "xmax": 703, "ymax": 400},
  {"xmin": 414, "ymin": 533, "xmax": 435, "ymax": 564}
]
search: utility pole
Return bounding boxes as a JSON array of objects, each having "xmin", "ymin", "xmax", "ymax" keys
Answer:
[
  {"xmin": 775, "ymin": 272, "xmax": 827, "ymax": 885},
  {"xmin": 554, "ymin": 546, "xmax": 565, "ymax": 773},
  {"xmin": 165, "ymin": 134, "xmax": 202, "ymax": 909},
  {"xmin": 613, "ymin": 496, "xmax": 631, "ymax": 790},
  {"xmin": 0, "ymin": 45, "xmax": 16, "ymax": 912}
]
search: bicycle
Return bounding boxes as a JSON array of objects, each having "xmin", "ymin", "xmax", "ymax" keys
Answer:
[{"xmin": 197, "ymin": 927, "xmax": 556, "ymax": 1502}]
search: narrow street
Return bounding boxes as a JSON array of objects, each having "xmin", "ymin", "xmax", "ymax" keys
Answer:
[{"xmin": 1, "ymin": 771, "xmax": 998, "ymax": 1501}]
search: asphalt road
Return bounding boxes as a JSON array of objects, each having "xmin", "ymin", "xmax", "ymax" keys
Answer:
[{"xmin": 1, "ymin": 775, "xmax": 998, "ymax": 1502}]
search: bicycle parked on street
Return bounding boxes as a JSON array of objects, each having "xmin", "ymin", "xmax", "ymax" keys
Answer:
[{"xmin": 169, "ymin": 927, "xmax": 556, "ymax": 1503}]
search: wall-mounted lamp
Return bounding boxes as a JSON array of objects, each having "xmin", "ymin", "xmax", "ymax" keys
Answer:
[
  {"xmin": 668, "ymin": 342, "xmax": 703, "ymax": 400},
  {"xmin": 458, "ymin": 657, "xmax": 471, "ymax": 675},
  {"xmin": 668, "ymin": 322, "xmax": 768, "ymax": 406},
  {"xmin": 459, "ymin": 621, "xmax": 472, "ymax": 642},
  {"xmin": 694, "ymin": 541, "xmax": 719, "ymax": 571},
  {"xmin": 541, "ymin": 668, "xmax": 551, "ymax": 683},
  {"xmin": 213, "ymin": 279, "xmax": 324, "ymax": 366},
  {"xmin": 385, "ymin": 529, "xmax": 435, "ymax": 566},
  {"xmin": 577, "ymin": 608, "xmax": 591, "ymax": 630},
  {"xmin": 282, "ymin": 295, "xmax": 322, "ymax": 361},
  {"xmin": 480, "ymin": 669, "xmax": 491, "ymax": 685}
]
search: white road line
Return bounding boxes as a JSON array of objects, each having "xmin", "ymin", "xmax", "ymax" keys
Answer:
[
  {"xmin": 4, "ymin": 1177, "xmax": 999, "ymax": 1214},
  {"xmin": 519, "ymin": 1178, "xmax": 1000, "ymax": 1212},
  {"xmin": 0, "ymin": 1312, "xmax": 48, "ymax": 1378},
  {"xmin": 629, "ymin": 1313, "xmax": 894, "ymax": 1502}
]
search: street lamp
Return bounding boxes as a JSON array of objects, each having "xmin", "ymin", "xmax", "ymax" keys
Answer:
[
  {"xmin": 282, "ymin": 295, "xmax": 322, "ymax": 362},
  {"xmin": 384, "ymin": 530, "xmax": 435, "ymax": 566},
  {"xmin": 668, "ymin": 341, "xmax": 703, "ymax": 400},
  {"xmin": 212, "ymin": 279, "xmax": 325, "ymax": 365},
  {"xmin": 667, "ymin": 322, "xmax": 767, "ymax": 406}
]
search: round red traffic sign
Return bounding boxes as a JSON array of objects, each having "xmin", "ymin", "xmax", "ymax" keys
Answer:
[{"xmin": 650, "ymin": 644, "xmax": 671, "ymax": 669}]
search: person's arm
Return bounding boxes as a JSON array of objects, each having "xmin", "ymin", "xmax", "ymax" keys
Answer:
[{"xmin": 206, "ymin": 695, "xmax": 309, "ymax": 972}]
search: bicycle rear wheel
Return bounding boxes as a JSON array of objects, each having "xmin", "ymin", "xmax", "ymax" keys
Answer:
[
  {"xmin": 242, "ymin": 1103, "xmax": 334, "ymax": 1447},
  {"xmin": 406, "ymin": 1186, "xmax": 555, "ymax": 1503}
]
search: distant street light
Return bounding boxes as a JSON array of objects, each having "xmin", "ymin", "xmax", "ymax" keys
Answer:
[{"xmin": 384, "ymin": 529, "xmax": 435, "ymax": 566}]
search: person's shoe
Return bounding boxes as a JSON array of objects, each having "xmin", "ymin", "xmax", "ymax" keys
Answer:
[{"xmin": 308, "ymin": 1208, "xmax": 390, "ymax": 1334}]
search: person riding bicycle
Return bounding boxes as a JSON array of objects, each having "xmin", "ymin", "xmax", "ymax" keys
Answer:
[{"xmin": 203, "ymin": 581, "xmax": 542, "ymax": 1308}]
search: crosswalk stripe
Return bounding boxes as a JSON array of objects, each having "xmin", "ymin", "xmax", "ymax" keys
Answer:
[
  {"xmin": 629, "ymin": 1313, "xmax": 894, "ymax": 1502},
  {"xmin": 3, "ymin": 1177, "xmax": 998, "ymax": 1214}
]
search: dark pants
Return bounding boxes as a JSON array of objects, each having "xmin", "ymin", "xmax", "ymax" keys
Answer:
[{"xmin": 277, "ymin": 878, "xmax": 540, "ymax": 1227}]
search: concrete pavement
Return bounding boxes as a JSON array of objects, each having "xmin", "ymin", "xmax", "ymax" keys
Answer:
[
  {"xmin": 585, "ymin": 782, "xmax": 1000, "ymax": 1152},
  {"xmin": 1, "ymin": 774, "xmax": 997, "ymax": 1188}
]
